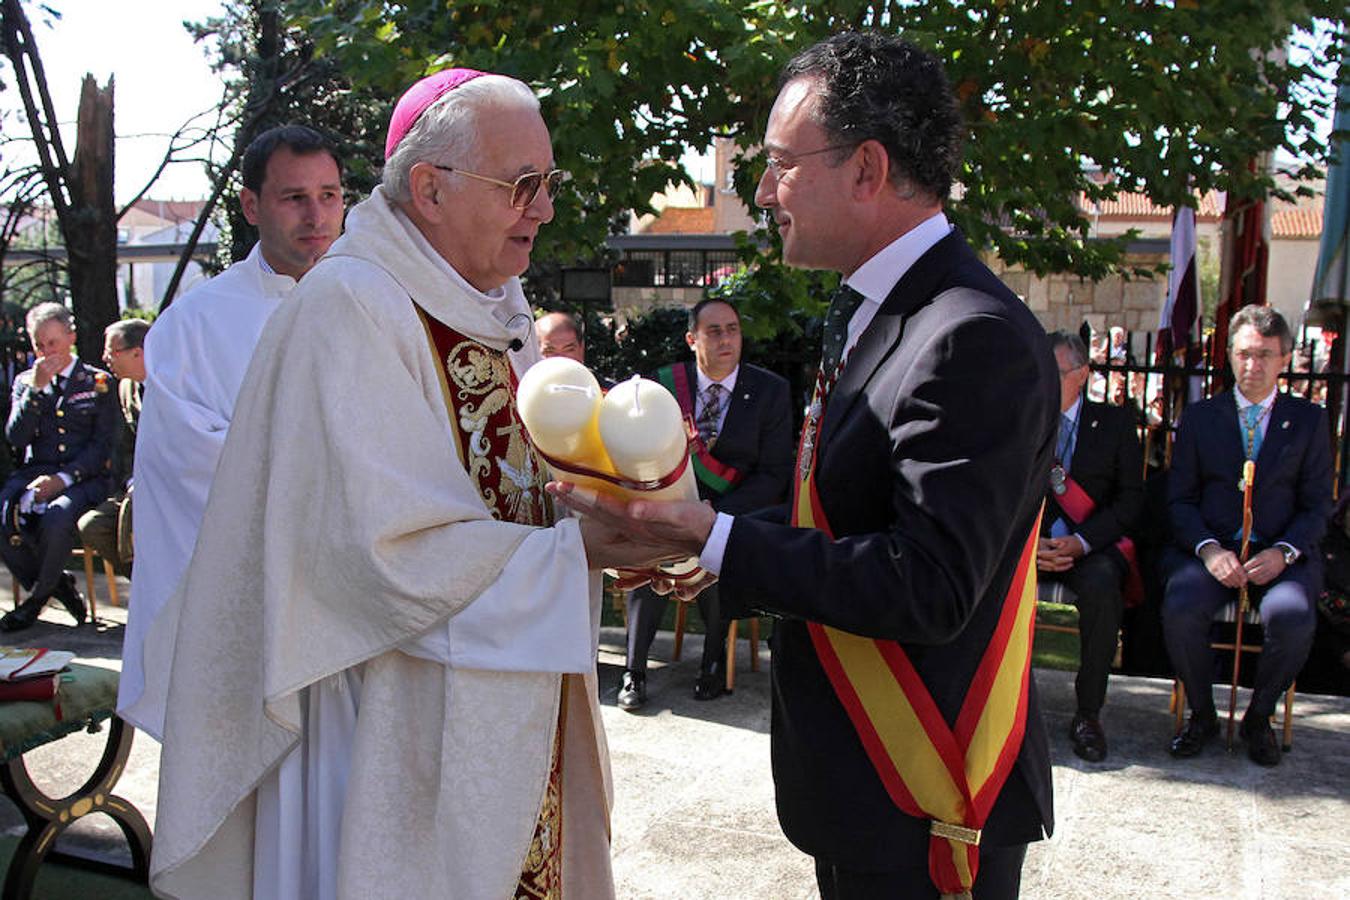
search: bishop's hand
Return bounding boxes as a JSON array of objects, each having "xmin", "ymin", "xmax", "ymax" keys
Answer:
[{"xmin": 548, "ymin": 481, "xmax": 717, "ymax": 559}]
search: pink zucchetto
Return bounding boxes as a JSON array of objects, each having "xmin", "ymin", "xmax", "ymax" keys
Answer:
[{"xmin": 384, "ymin": 68, "xmax": 488, "ymax": 160}]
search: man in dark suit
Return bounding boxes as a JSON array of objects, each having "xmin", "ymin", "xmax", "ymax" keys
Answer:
[
  {"xmin": 1163, "ymin": 305, "xmax": 1330, "ymax": 767},
  {"xmin": 1039, "ymin": 331, "xmax": 1144, "ymax": 762},
  {"xmin": 0, "ymin": 303, "xmax": 119, "ymax": 631},
  {"xmin": 554, "ymin": 33, "xmax": 1058, "ymax": 899},
  {"xmin": 618, "ymin": 297, "xmax": 794, "ymax": 708},
  {"xmin": 78, "ymin": 318, "xmax": 148, "ymax": 577}
]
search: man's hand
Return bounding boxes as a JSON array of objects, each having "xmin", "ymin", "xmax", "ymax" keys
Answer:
[
  {"xmin": 1243, "ymin": 547, "xmax": 1287, "ymax": 586},
  {"xmin": 30, "ymin": 355, "xmax": 62, "ymax": 391},
  {"xmin": 548, "ymin": 482, "xmax": 717, "ymax": 558},
  {"xmin": 26, "ymin": 474, "xmax": 65, "ymax": 504},
  {"xmin": 1036, "ymin": 536, "xmax": 1082, "ymax": 573},
  {"xmin": 577, "ymin": 515, "xmax": 686, "ymax": 572},
  {"xmin": 1199, "ymin": 543, "xmax": 1247, "ymax": 588}
]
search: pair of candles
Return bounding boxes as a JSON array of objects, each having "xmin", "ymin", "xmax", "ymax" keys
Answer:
[
  {"xmin": 516, "ymin": 357, "xmax": 699, "ymax": 504},
  {"xmin": 516, "ymin": 357, "xmax": 700, "ymax": 577}
]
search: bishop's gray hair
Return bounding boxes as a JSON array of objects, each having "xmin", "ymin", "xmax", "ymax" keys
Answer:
[{"xmin": 383, "ymin": 75, "xmax": 540, "ymax": 205}]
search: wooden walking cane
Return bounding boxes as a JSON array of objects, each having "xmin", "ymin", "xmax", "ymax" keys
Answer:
[{"xmin": 1227, "ymin": 459, "xmax": 1256, "ymax": 750}]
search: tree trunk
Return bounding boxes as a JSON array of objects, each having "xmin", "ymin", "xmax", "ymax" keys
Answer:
[{"xmin": 62, "ymin": 75, "xmax": 118, "ymax": 363}]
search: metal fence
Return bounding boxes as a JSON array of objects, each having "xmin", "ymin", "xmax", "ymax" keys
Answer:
[
  {"xmin": 1089, "ymin": 328, "xmax": 1349, "ymax": 494},
  {"xmin": 611, "ymin": 248, "xmax": 741, "ymax": 288}
]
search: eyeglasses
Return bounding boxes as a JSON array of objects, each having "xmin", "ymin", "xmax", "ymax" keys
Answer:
[
  {"xmin": 432, "ymin": 165, "xmax": 566, "ymax": 209},
  {"xmin": 764, "ymin": 144, "xmax": 857, "ymax": 178},
  {"xmin": 1233, "ymin": 350, "xmax": 1280, "ymax": 364}
]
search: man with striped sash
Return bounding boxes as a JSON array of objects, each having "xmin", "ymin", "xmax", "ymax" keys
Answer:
[
  {"xmin": 553, "ymin": 33, "xmax": 1058, "ymax": 898},
  {"xmin": 618, "ymin": 298, "xmax": 793, "ymax": 708}
]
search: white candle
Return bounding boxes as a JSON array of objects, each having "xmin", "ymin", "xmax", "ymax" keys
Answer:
[
  {"xmin": 515, "ymin": 357, "xmax": 613, "ymax": 474},
  {"xmin": 598, "ymin": 375, "xmax": 699, "ymax": 503}
]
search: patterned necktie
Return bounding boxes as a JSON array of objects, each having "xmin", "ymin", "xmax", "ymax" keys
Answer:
[
  {"xmin": 696, "ymin": 383, "xmax": 724, "ymax": 448},
  {"xmin": 1056, "ymin": 413, "xmax": 1075, "ymax": 465},
  {"xmin": 820, "ymin": 284, "xmax": 867, "ymax": 381},
  {"xmin": 1243, "ymin": 404, "xmax": 1264, "ymax": 460}
]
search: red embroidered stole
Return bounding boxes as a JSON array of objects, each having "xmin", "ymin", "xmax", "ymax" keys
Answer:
[
  {"xmin": 794, "ymin": 377, "xmax": 1040, "ymax": 898},
  {"xmin": 413, "ymin": 306, "xmax": 551, "ymax": 526},
  {"xmin": 655, "ymin": 363, "xmax": 744, "ymax": 495},
  {"xmin": 413, "ymin": 305, "xmax": 562, "ymax": 896}
]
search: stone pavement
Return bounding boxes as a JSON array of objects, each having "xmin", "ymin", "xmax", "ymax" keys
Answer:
[{"xmin": 1, "ymin": 593, "xmax": 1347, "ymax": 898}]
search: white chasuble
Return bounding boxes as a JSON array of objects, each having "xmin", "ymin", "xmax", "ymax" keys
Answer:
[{"xmin": 147, "ymin": 188, "xmax": 613, "ymax": 900}]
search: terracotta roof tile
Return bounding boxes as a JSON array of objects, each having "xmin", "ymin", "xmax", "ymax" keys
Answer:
[
  {"xmin": 643, "ymin": 206, "xmax": 716, "ymax": 234},
  {"xmin": 1271, "ymin": 205, "xmax": 1321, "ymax": 238}
]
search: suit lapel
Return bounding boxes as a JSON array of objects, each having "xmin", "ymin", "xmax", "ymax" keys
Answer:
[
  {"xmin": 1068, "ymin": 403, "xmax": 1101, "ymax": 475},
  {"xmin": 1214, "ymin": 391, "xmax": 1246, "ymax": 467},
  {"xmin": 1254, "ymin": 393, "xmax": 1294, "ymax": 473},
  {"xmin": 820, "ymin": 230, "xmax": 973, "ymax": 445},
  {"xmin": 716, "ymin": 366, "xmax": 756, "ymax": 456}
]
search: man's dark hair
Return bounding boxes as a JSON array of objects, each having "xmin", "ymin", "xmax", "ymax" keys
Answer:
[
  {"xmin": 1229, "ymin": 305, "xmax": 1293, "ymax": 355},
  {"xmin": 106, "ymin": 318, "xmax": 150, "ymax": 351},
  {"xmin": 1048, "ymin": 330, "xmax": 1089, "ymax": 368},
  {"xmin": 240, "ymin": 125, "xmax": 342, "ymax": 193},
  {"xmin": 781, "ymin": 32, "xmax": 964, "ymax": 201},
  {"xmin": 688, "ymin": 298, "xmax": 740, "ymax": 332}
]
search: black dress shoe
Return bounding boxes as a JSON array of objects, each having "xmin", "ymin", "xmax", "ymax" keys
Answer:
[
  {"xmin": 1070, "ymin": 713, "xmax": 1108, "ymax": 762},
  {"xmin": 1169, "ymin": 711, "xmax": 1220, "ymax": 758},
  {"xmin": 617, "ymin": 671, "xmax": 646, "ymax": 711},
  {"xmin": 0, "ymin": 609, "xmax": 37, "ymax": 632},
  {"xmin": 1239, "ymin": 714, "xmax": 1281, "ymax": 767},
  {"xmin": 54, "ymin": 574, "xmax": 87, "ymax": 625},
  {"xmin": 693, "ymin": 671, "xmax": 729, "ymax": 701}
]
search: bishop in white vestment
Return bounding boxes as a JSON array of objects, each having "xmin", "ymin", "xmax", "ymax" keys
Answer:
[{"xmin": 145, "ymin": 70, "xmax": 627, "ymax": 899}]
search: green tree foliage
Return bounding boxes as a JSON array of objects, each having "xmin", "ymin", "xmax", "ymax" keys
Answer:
[{"xmin": 271, "ymin": 1, "xmax": 1342, "ymax": 319}]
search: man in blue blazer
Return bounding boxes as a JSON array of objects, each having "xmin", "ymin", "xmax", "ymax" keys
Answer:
[
  {"xmin": 1163, "ymin": 305, "xmax": 1331, "ymax": 766},
  {"xmin": 555, "ymin": 33, "xmax": 1058, "ymax": 899}
]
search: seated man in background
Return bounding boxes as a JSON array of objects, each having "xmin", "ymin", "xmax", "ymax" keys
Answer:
[
  {"xmin": 77, "ymin": 318, "xmax": 148, "ymax": 577},
  {"xmin": 1039, "ymin": 331, "xmax": 1144, "ymax": 762},
  {"xmin": 1163, "ymin": 306, "xmax": 1330, "ymax": 767},
  {"xmin": 0, "ymin": 303, "xmax": 119, "ymax": 631},
  {"xmin": 619, "ymin": 298, "xmax": 793, "ymax": 708}
]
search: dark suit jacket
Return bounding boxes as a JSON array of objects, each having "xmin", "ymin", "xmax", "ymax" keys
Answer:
[
  {"xmin": 1167, "ymin": 390, "xmax": 1331, "ymax": 576},
  {"xmin": 669, "ymin": 360, "xmax": 794, "ymax": 514},
  {"xmin": 718, "ymin": 230, "xmax": 1059, "ymax": 869},
  {"xmin": 2, "ymin": 359, "xmax": 118, "ymax": 512},
  {"xmin": 1045, "ymin": 400, "xmax": 1144, "ymax": 570}
]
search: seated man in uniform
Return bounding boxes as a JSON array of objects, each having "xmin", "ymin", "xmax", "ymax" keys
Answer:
[{"xmin": 0, "ymin": 303, "xmax": 119, "ymax": 631}]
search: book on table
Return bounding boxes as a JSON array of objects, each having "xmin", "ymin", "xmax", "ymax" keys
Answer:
[{"xmin": 0, "ymin": 647, "xmax": 74, "ymax": 702}]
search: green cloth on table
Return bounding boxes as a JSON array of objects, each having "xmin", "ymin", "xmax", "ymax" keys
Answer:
[{"xmin": 0, "ymin": 662, "xmax": 118, "ymax": 761}]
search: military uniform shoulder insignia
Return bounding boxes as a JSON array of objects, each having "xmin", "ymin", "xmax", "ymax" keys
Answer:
[{"xmin": 93, "ymin": 372, "xmax": 109, "ymax": 394}]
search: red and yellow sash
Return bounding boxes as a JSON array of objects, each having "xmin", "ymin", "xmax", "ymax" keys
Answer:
[
  {"xmin": 656, "ymin": 363, "xmax": 744, "ymax": 495},
  {"xmin": 794, "ymin": 382, "xmax": 1039, "ymax": 898},
  {"xmin": 1052, "ymin": 474, "xmax": 1144, "ymax": 608}
]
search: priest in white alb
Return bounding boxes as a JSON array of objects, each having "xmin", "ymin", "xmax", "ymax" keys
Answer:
[
  {"xmin": 144, "ymin": 70, "xmax": 655, "ymax": 899},
  {"xmin": 120, "ymin": 125, "xmax": 345, "ymax": 740}
]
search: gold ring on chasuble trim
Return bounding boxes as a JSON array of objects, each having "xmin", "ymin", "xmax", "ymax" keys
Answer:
[{"xmin": 930, "ymin": 820, "xmax": 981, "ymax": 846}]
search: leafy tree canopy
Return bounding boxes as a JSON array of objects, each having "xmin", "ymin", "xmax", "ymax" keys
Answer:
[{"xmin": 259, "ymin": 1, "xmax": 1343, "ymax": 321}]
